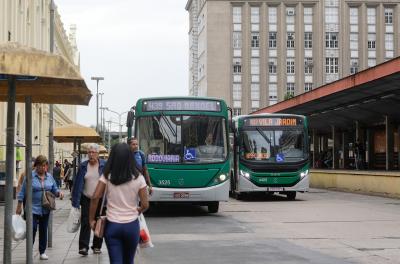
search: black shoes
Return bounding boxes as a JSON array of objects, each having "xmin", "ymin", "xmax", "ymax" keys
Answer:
[{"xmin": 78, "ymin": 248, "xmax": 88, "ymax": 256}]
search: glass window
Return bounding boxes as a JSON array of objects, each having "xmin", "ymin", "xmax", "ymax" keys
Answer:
[
  {"xmin": 304, "ymin": 58, "xmax": 313, "ymax": 74},
  {"xmin": 286, "ymin": 7, "xmax": 295, "ymax": 24},
  {"xmin": 233, "ymin": 6, "xmax": 242, "ymax": 23},
  {"xmin": 367, "ymin": 8, "xmax": 376, "ymax": 24},
  {"xmin": 287, "ymin": 83, "xmax": 295, "ymax": 95},
  {"xmin": 268, "ymin": 7, "xmax": 277, "ymax": 24},
  {"xmin": 325, "ymin": 7, "xmax": 338, "ymax": 24},
  {"xmin": 304, "ymin": 32, "xmax": 312, "ymax": 48},
  {"xmin": 251, "ymin": 58, "xmax": 260, "ymax": 74},
  {"xmin": 251, "ymin": 7, "xmax": 260, "ymax": 23},
  {"xmin": 269, "ymin": 32, "xmax": 277, "ymax": 48},
  {"xmin": 350, "ymin": 33, "xmax": 358, "ymax": 50},
  {"xmin": 325, "ymin": 32, "xmax": 338, "ymax": 48},
  {"xmin": 269, "ymin": 59, "xmax": 277, "ymax": 74},
  {"xmin": 251, "ymin": 33, "xmax": 260, "ymax": 48},
  {"xmin": 251, "ymin": 84, "xmax": 260, "ymax": 100},
  {"xmin": 385, "ymin": 8, "xmax": 393, "ymax": 24},
  {"xmin": 304, "ymin": 7, "xmax": 313, "ymax": 24},
  {"xmin": 305, "ymin": 83, "xmax": 313, "ymax": 92},
  {"xmin": 138, "ymin": 116, "xmax": 227, "ymax": 164},
  {"xmin": 233, "ymin": 32, "xmax": 242, "ymax": 48},
  {"xmin": 286, "ymin": 59, "xmax": 295, "ymax": 74},
  {"xmin": 325, "ymin": 57, "xmax": 339, "ymax": 73},
  {"xmin": 233, "ymin": 108, "xmax": 241, "ymax": 116},
  {"xmin": 349, "ymin": 8, "xmax": 358, "ymax": 24},
  {"xmin": 350, "ymin": 59, "xmax": 358, "ymax": 74},
  {"xmin": 233, "ymin": 83, "xmax": 241, "ymax": 100},
  {"xmin": 287, "ymin": 32, "xmax": 295, "ymax": 48},
  {"xmin": 385, "ymin": 34, "xmax": 394, "ymax": 50},
  {"xmin": 367, "ymin": 34, "xmax": 376, "ymax": 49}
]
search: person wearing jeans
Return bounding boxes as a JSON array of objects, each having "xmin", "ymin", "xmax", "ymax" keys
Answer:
[
  {"xmin": 71, "ymin": 144, "xmax": 106, "ymax": 255},
  {"xmin": 16, "ymin": 155, "xmax": 64, "ymax": 261},
  {"xmin": 89, "ymin": 143, "xmax": 149, "ymax": 264}
]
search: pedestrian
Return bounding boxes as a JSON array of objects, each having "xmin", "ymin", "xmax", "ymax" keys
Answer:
[
  {"xmin": 64, "ymin": 165, "xmax": 74, "ymax": 192},
  {"xmin": 53, "ymin": 161, "xmax": 62, "ymax": 188},
  {"xmin": 89, "ymin": 143, "xmax": 149, "ymax": 264},
  {"xmin": 71, "ymin": 143, "xmax": 106, "ymax": 255},
  {"xmin": 128, "ymin": 137, "xmax": 152, "ymax": 195},
  {"xmin": 15, "ymin": 155, "xmax": 64, "ymax": 260}
]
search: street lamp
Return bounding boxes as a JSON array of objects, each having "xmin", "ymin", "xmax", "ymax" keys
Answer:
[
  {"xmin": 99, "ymin": 92, "xmax": 104, "ymax": 141},
  {"xmin": 91, "ymin": 76, "xmax": 104, "ymax": 133},
  {"xmin": 103, "ymin": 107, "xmax": 129, "ymax": 142}
]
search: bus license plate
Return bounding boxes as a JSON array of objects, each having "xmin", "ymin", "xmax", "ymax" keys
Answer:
[
  {"xmin": 173, "ymin": 192, "xmax": 190, "ymax": 199},
  {"xmin": 268, "ymin": 187, "xmax": 284, "ymax": 192}
]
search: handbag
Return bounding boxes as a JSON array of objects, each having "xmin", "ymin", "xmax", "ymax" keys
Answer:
[
  {"xmin": 94, "ymin": 183, "xmax": 107, "ymax": 238},
  {"xmin": 41, "ymin": 180, "xmax": 56, "ymax": 210}
]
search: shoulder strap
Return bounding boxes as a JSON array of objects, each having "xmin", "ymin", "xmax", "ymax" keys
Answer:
[{"xmin": 99, "ymin": 181, "xmax": 107, "ymax": 213}]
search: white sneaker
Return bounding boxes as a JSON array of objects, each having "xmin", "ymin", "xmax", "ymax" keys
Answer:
[{"xmin": 40, "ymin": 253, "xmax": 49, "ymax": 260}]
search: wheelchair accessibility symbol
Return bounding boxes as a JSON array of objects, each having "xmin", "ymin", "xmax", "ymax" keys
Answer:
[
  {"xmin": 184, "ymin": 148, "xmax": 197, "ymax": 161},
  {"xmin": 276, "ymin": 153, "xmax": 285, "ymax": 163}
]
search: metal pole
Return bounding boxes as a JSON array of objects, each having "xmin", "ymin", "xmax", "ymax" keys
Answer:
[
  {"xmin": 119, "ymin": 115, "xmax": 122, "ymax": 142},
  {"xmin": 25, "ymin": 96, "xmax": 33, "ymax": 264},
  {"xmin": 3, "ymin": 75, "xmax": 16, "ymax": 264},
  {"xmin": 96, "ymin": 80, "xmax": 99, "ymax": 133},
  {"xmin": 48, "ymin": 0, "xmax": 55, "ymax": 248},
  {"xmin": 100, "ymin": 93, "xmax": 104, "ymax": 142},
  {"xmin": 107, "ymin": 120, "xmax": 111, "ymax": 152},
  {"xmin": 73, "ymin": 138, "xmax": 77, "ymax": 179}
]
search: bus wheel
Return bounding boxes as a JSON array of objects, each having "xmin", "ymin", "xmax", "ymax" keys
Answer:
[
  {"xmin": 286, "ymin": 192, "xmax": 296, "ymax": 200},
  {"xmin": 208, "ymin": 202, "xmax": 219, "ymax": 213}
]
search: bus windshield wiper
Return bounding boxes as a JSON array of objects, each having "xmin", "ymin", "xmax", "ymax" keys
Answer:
[
  {"xmin": 255, "ymin": 127, "xmax": 271, "ymax": 144},
  {"xmin": 160, "ymin": 111, "xmax": 177, "ymax": 137}
]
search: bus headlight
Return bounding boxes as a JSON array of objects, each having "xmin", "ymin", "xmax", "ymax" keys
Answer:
[
  {"xmin": 240, "ymin": 170, "xmax": 250, "ymax": 179},
  {"xmin": 300, "ymin": 169, "xmax": 309, "ymax": 179},
  {"xmin": 214, "ymin": 174, "xmax": 227, "ymax": 183}
]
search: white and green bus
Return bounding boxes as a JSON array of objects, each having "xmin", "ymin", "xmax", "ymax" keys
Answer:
[
  {"xmin": 231, "ymin": 114, "xmax": 310, "ymax": 200},
  {"xmin": 127, "ymin": 97, "xmax": 231, "ymax": 213}
]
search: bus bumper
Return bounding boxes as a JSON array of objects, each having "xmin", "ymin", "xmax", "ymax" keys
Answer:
[
  {"xmin": 150, "ymin": 180, "xmax": 230, "ymax": 202},
  {"xmin": 238, "ymin": 174, "xmax": 309, "ymax": 192}
]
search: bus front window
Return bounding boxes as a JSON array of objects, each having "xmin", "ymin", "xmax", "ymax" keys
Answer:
[{"xmin": 240, "ymin": 129, "xmax": 306, "ymax": 163}]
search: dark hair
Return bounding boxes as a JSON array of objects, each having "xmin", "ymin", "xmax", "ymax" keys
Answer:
[
  {"xmin": 127, "ymin": 137, "xmax": 138, "ymax": 145},
  {"xmin": 34, "ymin": 155, "xmax": 48, "ymax": 167},
  {"xmin": 103, "ymin": 143, "xmax": 139, "ymax": 185}
]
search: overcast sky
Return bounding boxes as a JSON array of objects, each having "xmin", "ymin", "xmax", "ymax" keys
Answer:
[{"xmin": 56, "ymin": 0, "xmax": 189, "ymax": 130}]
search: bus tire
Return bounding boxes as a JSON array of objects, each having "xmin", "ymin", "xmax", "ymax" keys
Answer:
[
  {"xmin": 286, "ymin": 192, "xmax": 296, "ymax": 200},
  {"xmin": 208, "ymin": 202, "xmax": 219, "ymax": 213}
]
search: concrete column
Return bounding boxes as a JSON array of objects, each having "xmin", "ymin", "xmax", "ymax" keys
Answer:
[
  {"xmin": 342, "ymin": 132, "xmax": 349, "ymax": 169},
  {"xmin": 332, "ymin": 126, "xmax": 339, "ymax": 169},
  {"xmin": 366, "ymin": 128, "xmax": 373, "ymax": 170},
  {"xmin": 322, "ymin": 135, "xmax": 328, "ymax": 152},
  {"xmin": 385, "ymin": 115, "xmax": 394, "ymax": 170},
  {"xmin": 312, "ymin": 130, "xmax": 319, "ymax": 168}
]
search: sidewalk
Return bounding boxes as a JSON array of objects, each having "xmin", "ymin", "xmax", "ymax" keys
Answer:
[{"xmin": 0, "ymin": 192, "xmax": 113, "ymax": 263}]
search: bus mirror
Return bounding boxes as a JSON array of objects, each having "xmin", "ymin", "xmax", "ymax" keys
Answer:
[{"xmin": 126, "ymin": 108, "xmax": 135, "ymax": 128}]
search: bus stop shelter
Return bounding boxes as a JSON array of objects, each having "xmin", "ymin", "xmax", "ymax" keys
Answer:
[
  {"xmin": 0, "ymin": 42, "xmax": 92, "ymax": 264},
  {"xmin": 254, "ymin": 57, "xmax": 400, "ymax": 171}
]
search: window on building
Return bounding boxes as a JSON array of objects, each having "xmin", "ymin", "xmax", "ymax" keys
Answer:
[
  {"xmin": 269, "ymin": 32, "xmax": 277, "ymax": 48},
  {"xmin": 233, "ymin": 32, "xmax": 242, "ymax": 48},
  {"xmin": 325, "ymin": 57, "xmax": 339, "ymax": 73},
  {"xmin": 251, "ymin": 33, "xmax": 260, "ymax": 48},
  {"xmin": 368, "ymin": 59, "xmax": 376, "ymax": 67},
  {"xmin": 233, "ymin": 83, "xmax": 241, "ymax": 100},
  {"xmin": 325, "ymin": 32, "xmax": 338, "ymax": 48},
  {"xmin": 385, "ymin": 8, "xmax": 393, "ymax": 24},
  {"xmin": 268, "ymin": 7, "xmax": 277, "ymax": 24},
  {"xmin": 350, "ymin": 33, "xmax": 358, "ymax": 50},
  {"xmin": 350, "ymin": 59, "xmax": 358, "ymax": 74},
  {"xmin": 286, "ymin": 7, "xmax": 295, "ymax": 24},
  {"xmin": 251, "ymin": 7, "xmax": 260, "ymax": 23},
  {"xmin": 233, "ymin": 108, "xmax": 241, "ymax": 116},
  {"xmin": 325, "ymin": 7, "xmax": 338, "ymax": 24},
  {"xmin": 251, "ymin": 84, "xmax": 260, "ymax": 100},
  {"xmin": 269, "ymin": 59, "xmax": 277, "ymax": 74},
  {"xmin": 286, "ymin": 59, "xmax": 295, "ymax": 74},
  {"xmin": 367, "ymin": 8, "xmax": 376, "ymax": 24},
  {"xmin": 304, "ymin": 32, "xmax": 312, "ymax": 48},
  {"xmin": 349, "ymin": 7, "xmax": 358, "ymax": 24},
  {"xmin": 367, "ymin": 34, "xmax": 376, "ymax": 49},
  {"xmin": 385, "ymin": 33, "xmax": 394, "ymax": 51},
  {"xmin": 233, "ymin": 6, "xmax": 242, "ymax": 23},
  {"xmin": 286, "ymin": 83, "xmax": 295, "ymax": 96},
  {"xmin": 304, "ymin": 58, "xmax": 313, "ymax": 74},
  {"xmin": 305, "ymin": 83, "xmax": 313, "ymax": 92},
  {"xmin": 304, "ymin": 7, "xmax": 313, "ymax": 24},
  {"xmin": 287, "ymin": 32, "xmax": 295, "ymax": 48},
  {"xmin": 233, "ymin": 64, "xmax": 242, "ymax": 74},
  {"xmin": 269, "ymin": 83, "xmax": 277, "ymax": 100},
  {"xmin": 251, "ymin": 58, "xmax": 260, "ymax": 74}
]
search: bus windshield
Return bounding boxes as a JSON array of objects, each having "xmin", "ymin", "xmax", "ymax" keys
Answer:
[
  {"xmin": 240, "ymin": 128, "xmax": 306, "ymax": 163},
  {"xmin": 138, "ymin": 115, "xmax": 227, "ymax": 164}
]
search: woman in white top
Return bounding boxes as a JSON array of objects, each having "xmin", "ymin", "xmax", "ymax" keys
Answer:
[{"xmin": 89, "ymin": 143, "xmax": 149, "ymax": 264}]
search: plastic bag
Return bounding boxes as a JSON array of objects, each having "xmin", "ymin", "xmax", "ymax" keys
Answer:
[
  {"xmin": 12, "ymin": 214, "xmax": 26, "ymax": 241},
  {"xmin": 138, "ymin": 213, "xmax": 154, "ymax": 248},
  {"xmin": 66, "ymin": 207, "xmax": 81, "ymax": 233}
]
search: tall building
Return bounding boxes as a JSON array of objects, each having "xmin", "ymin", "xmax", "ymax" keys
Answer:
[
  {"xmin": 0, "ymin": 0, "xmax": 80, "ymax": 177},
  {"xmin": 186, "ymin": 0, "xmax": 400, "ymax": 115}
]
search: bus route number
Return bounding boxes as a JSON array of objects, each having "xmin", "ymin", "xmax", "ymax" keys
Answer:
[{"xmin": 158, "ymin": 180, "xmax": 171, "ymax": 186}]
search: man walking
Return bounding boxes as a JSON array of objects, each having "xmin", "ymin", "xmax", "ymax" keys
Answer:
[{"xmin": 128, "ymin": 137, "xmax": 152, "ymax": 195}]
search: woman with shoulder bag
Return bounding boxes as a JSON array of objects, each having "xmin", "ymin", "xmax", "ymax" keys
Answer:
[
  {"xmin": 89, "ymin": 143, "xmax": 149, "ymax": 264},
  {"xmin": 16, "ymin": 155, "xmax": 64, "ymax": 260}
]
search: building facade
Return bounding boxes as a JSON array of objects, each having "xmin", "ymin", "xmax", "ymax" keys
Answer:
[
  {"xmin": 0, "ymin": 0, "xmax": 80, "ymax": 178},
  {"xmin": 186, "ymin": 0, "xmax": 400, "ymax": 115}
]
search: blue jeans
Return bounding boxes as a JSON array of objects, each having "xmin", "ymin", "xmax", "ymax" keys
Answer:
[
  {"xmin": 33, "ymin": 213, "xmax": 50, "ymax": 254},
  {"xmin": 104, "ymin": 219, "xmax": 140, "ymax": 264}
]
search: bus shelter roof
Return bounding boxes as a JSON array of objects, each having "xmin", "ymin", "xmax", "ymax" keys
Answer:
[
  {"xmin": 54, "ymin": 123, "xmax": 101, "ymax": 143},
  {"xmin": 0, "ymin": 42, "xmax": 91, "ymax": 105},
  {"xmin": 253, "ymin": 57, "xmax": 400, "ymax": 133}
]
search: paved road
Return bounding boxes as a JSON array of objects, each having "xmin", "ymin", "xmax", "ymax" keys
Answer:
[{"xmin": 1, "ymin": 189, "xmax": 400, "ymax": 263}]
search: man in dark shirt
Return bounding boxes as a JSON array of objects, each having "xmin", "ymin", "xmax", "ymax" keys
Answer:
[
  {"xmin": 128, "ymin": 137, "xmax": 152, "ymax": 195},
  {"xmin": 53, "ymin": 161, "xmax": 62, "ymax": 188}
]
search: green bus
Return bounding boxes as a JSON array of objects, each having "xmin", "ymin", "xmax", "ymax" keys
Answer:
[
  {"xmin": 231, "ymin": 114, "xmax": 309, "ymax": 200},
  {"xmin": 126, "ymin": 97, "xmax": 231, "ymax": 213}
]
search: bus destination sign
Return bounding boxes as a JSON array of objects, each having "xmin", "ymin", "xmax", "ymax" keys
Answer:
[
  {"xmin": 244, "ymin": 117, "xmax": 300, "ymax": 127},
  {"xmin": 143, "ymin": 99, "xmax": 221, "ymax": 112}
]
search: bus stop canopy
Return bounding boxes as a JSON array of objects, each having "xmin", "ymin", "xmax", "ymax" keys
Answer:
[
  {"xmin": 254, "ymin": 57, "xmax": 400, "ymax": 133},
  {"xmin": 54, "ymin": 123, "xmax": 101, "ymax": 143},
  {"xmin": 0, "ymin": 42, "xmax": 91, "ymax": 105}
]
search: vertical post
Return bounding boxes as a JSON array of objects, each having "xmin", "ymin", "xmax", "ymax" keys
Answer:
[
  {"xmin": 342, "ymin": 132, "xmax": 349, "ymax": 169},
  {"xmin": 73, "ymin": 138, "xmax": 77, "ymax": 179},
  {"xmin": 3, "ymin": 75, "xmax": 16, "ymax": 264},
  {"xmin": 100, "ymin": 93, "xmax": 105, "ymax": 142},
  {"xmin": 366, "ymin": 129, "xmax": 373, "ymax": 169},
  {"xmin": 48, "ymin": 0, "xmax": 55, "ymax": 248},
  {"xmin": 332, "ymin": 126, "xmax": 339, "ymax": 169},
  {"xmin": 25, "ymin": 96, "xmax": 33, "ymax": 264},
  {"xmin": 107, "ymin": 121, "xmax": 111, "ymax": 152},
  {"xmin": 96, "ymin": 80, "xmax": 99, "ymax": 133},
  {"xmin": 119, "ymin": 115, "xmax": 122, "ymax": 142},
  {"xmin": 312, "ymin": 130, "xmax": 319, "ymax": 168},
  {"xmin": 385, "ymin": 115, "xmax": 394, "ymax": 171}
]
